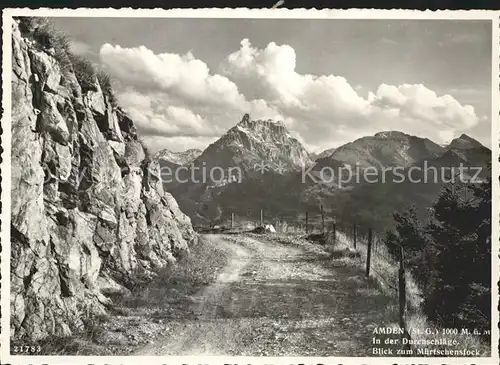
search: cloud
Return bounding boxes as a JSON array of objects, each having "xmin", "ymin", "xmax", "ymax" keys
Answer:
[
  {"xmin": 368, "ymin": 84, "xmax": 478, "ymax": 131},
  {"xmin": 99, "ymin": 43, "xmax": 287, "ymax": 152},
  {"xmin": 221, "ymin": 39, "xmax": 481, "ymax": 148},
  {"xmin": 222, "ymin": 39, "xmax": 370, "ymax": 117},
  {"xmin": 98, "ymin": 40, "xmax": 483, "ymax": 153},
  {"xmin": 100, "ymin": 44, "xmax": 246, "ymax": 108},
  {"xmin": 118, "ymin": 89, "xmax": 224, "ymax": 138}
]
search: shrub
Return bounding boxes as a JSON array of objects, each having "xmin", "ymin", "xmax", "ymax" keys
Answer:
[
  {"xmin": 18, "ymin": 17, "xmax": 74, "ymax": 84},
  {"xmin": 96, "ymin": 69, "xmax": 118, "ymax": 107},
  {"xmin": 18, "ymin": 17, "xmax": 71, "ymax": 55},
  {"xmin": 19, "ymin": 17, "xmax": 54, "ymax": 47},
  {"xmin": 69, "ymin": 53, "xmax": 98, "ymax": 93},
  {"xmin": 54, "ymin": 47, "xmax": 75, "ymax": 86},
  {"xmin": 121, "ymin": 235, "xmax": 229, "ymax": 310}
]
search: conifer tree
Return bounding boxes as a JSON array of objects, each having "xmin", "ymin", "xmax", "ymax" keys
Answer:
[
  {"xmin": 424, "ymin": 178, "xmax": 491, "ymax": 332},
  {"xmin": 384, "ymin": 176, "xmax": 491, "ymax": 333},
  {"xmin": 384, "ymin": 205, "xmax": 430, "ymax": 286}
]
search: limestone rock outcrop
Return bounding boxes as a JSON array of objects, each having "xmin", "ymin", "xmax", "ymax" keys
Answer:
[{"xmin": 10, "ymin": 18, "xmax": 197, "ymax": 341}]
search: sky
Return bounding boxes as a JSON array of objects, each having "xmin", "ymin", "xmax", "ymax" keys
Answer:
[{"xmin": 51, "ymin": 17, "xmax": 493, "ymax": 154}]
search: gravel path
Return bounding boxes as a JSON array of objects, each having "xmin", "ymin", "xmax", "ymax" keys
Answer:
[{"xmin": 135, "ymin": 234, "xmax": 397, "ymax": 356}]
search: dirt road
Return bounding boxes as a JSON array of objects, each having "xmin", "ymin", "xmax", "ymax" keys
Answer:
[{"xmin": 135, "ymin": 234, "xmax": 397, "ymax": 356}]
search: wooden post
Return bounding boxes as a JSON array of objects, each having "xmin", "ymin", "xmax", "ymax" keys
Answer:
[
  {"xmin": 366, "ymin": 228, "xmax": 373, "ymax": 277},
  {"xmin": 353, "ymin": 223, "xmax": 357, "ymax": 249},
  {"xmin": 305, "ymin": 212, "xmax": 309, "ymax": 234},
  {"xmin": 320, "ymin": 205, "xmax": 325, "ymax": 232},
  {"xmin": 332, "ymin": 222, "xmax": 336, "ymax": 246},
  {"xmin": 260, "ymin": 209, "xmax": 263, "ymax": 227},
  {"xmin": 231, "ymin": 212, "xmax": 234, "ymax": 229},
  {"xmin": 398, "ymin": 246, "xmax": 407, "ymax": 330}
]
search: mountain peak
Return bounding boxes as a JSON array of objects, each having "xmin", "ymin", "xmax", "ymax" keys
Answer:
[
  {"xmin": 241, "ymin": 113, "xmax": 250, "ymax": 123},
  {"xmin": 194, "ymin": 114, "xmax": 312, "ymax": 174},
  {"xmin": 374, "ymin": 131, "xmax": 408, "ymax": 139},
  {"xmin": 237, "ymin": 113, "xmax": 286, "ymax": 129},
  {"xmin": 447, "ymin": 134, "xmax": 484, "ymax": 150}
]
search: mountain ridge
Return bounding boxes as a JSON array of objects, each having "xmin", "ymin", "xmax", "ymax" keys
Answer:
[
  {"xmin": 167, "ymin": 119, "xmax": 490, "ymax": 227},
  {"xmin": 326, "ymin": 131, "xmax": 446, "ymax": 169},
  {"xmin": 154, "ymin": 148, "xmax": 202, "ymax": 166}
]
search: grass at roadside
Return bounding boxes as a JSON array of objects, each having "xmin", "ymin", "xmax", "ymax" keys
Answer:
[
  {"xmin": 121, "ymin": 236, "xmax": 229, "ymax": 310},
  {"xmin": 29, "ymin": 235, "xmax": 230, "ymax": 355}
]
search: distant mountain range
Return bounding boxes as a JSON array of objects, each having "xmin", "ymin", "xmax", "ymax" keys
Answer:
[
  {"xmin": 157, "ymin": 114, "xmax": 491, "ymax": 229},
  {"xmin": 154, "ymin": 148, "xmax": 202, "ymax": 166}
]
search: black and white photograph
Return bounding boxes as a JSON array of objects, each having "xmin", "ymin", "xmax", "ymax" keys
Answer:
[{"xmin": 1, "ymin": 8, "xmax": 498, "ymax": 364}]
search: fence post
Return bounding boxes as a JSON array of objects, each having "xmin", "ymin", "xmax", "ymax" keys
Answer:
[
  {"xmin": 398, "ymin": 246, "xmax": 407, "ymax": 330},
  {"xmin": 366, "ymin": 228, "xmax": 373, "ymax": 277},
  {"xmin": 305, "ymin": 212, "xmax": 309, "ymax": 234},
  {"xmin": 321, "ymin": 205, "xmax": 325, "ymax": 232},
  {"xmin": 231, "ymin": 212, "xmax": 234, "ymax": 229},
  {"xmin": 332, "ymin": 221, "xmax": 336, "ymax": 246},
  {"xmin": 353, "ymin": 223, "xmax": 357, "ymax": 249},
  {"xmin": 260, "ymin": 209, "xmax": 263, "ymax": 227}
]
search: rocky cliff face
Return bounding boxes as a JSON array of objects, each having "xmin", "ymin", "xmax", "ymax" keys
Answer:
[{"xmin": 10, "ymin": 19, "xmax": 197, "ymax": 341}]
